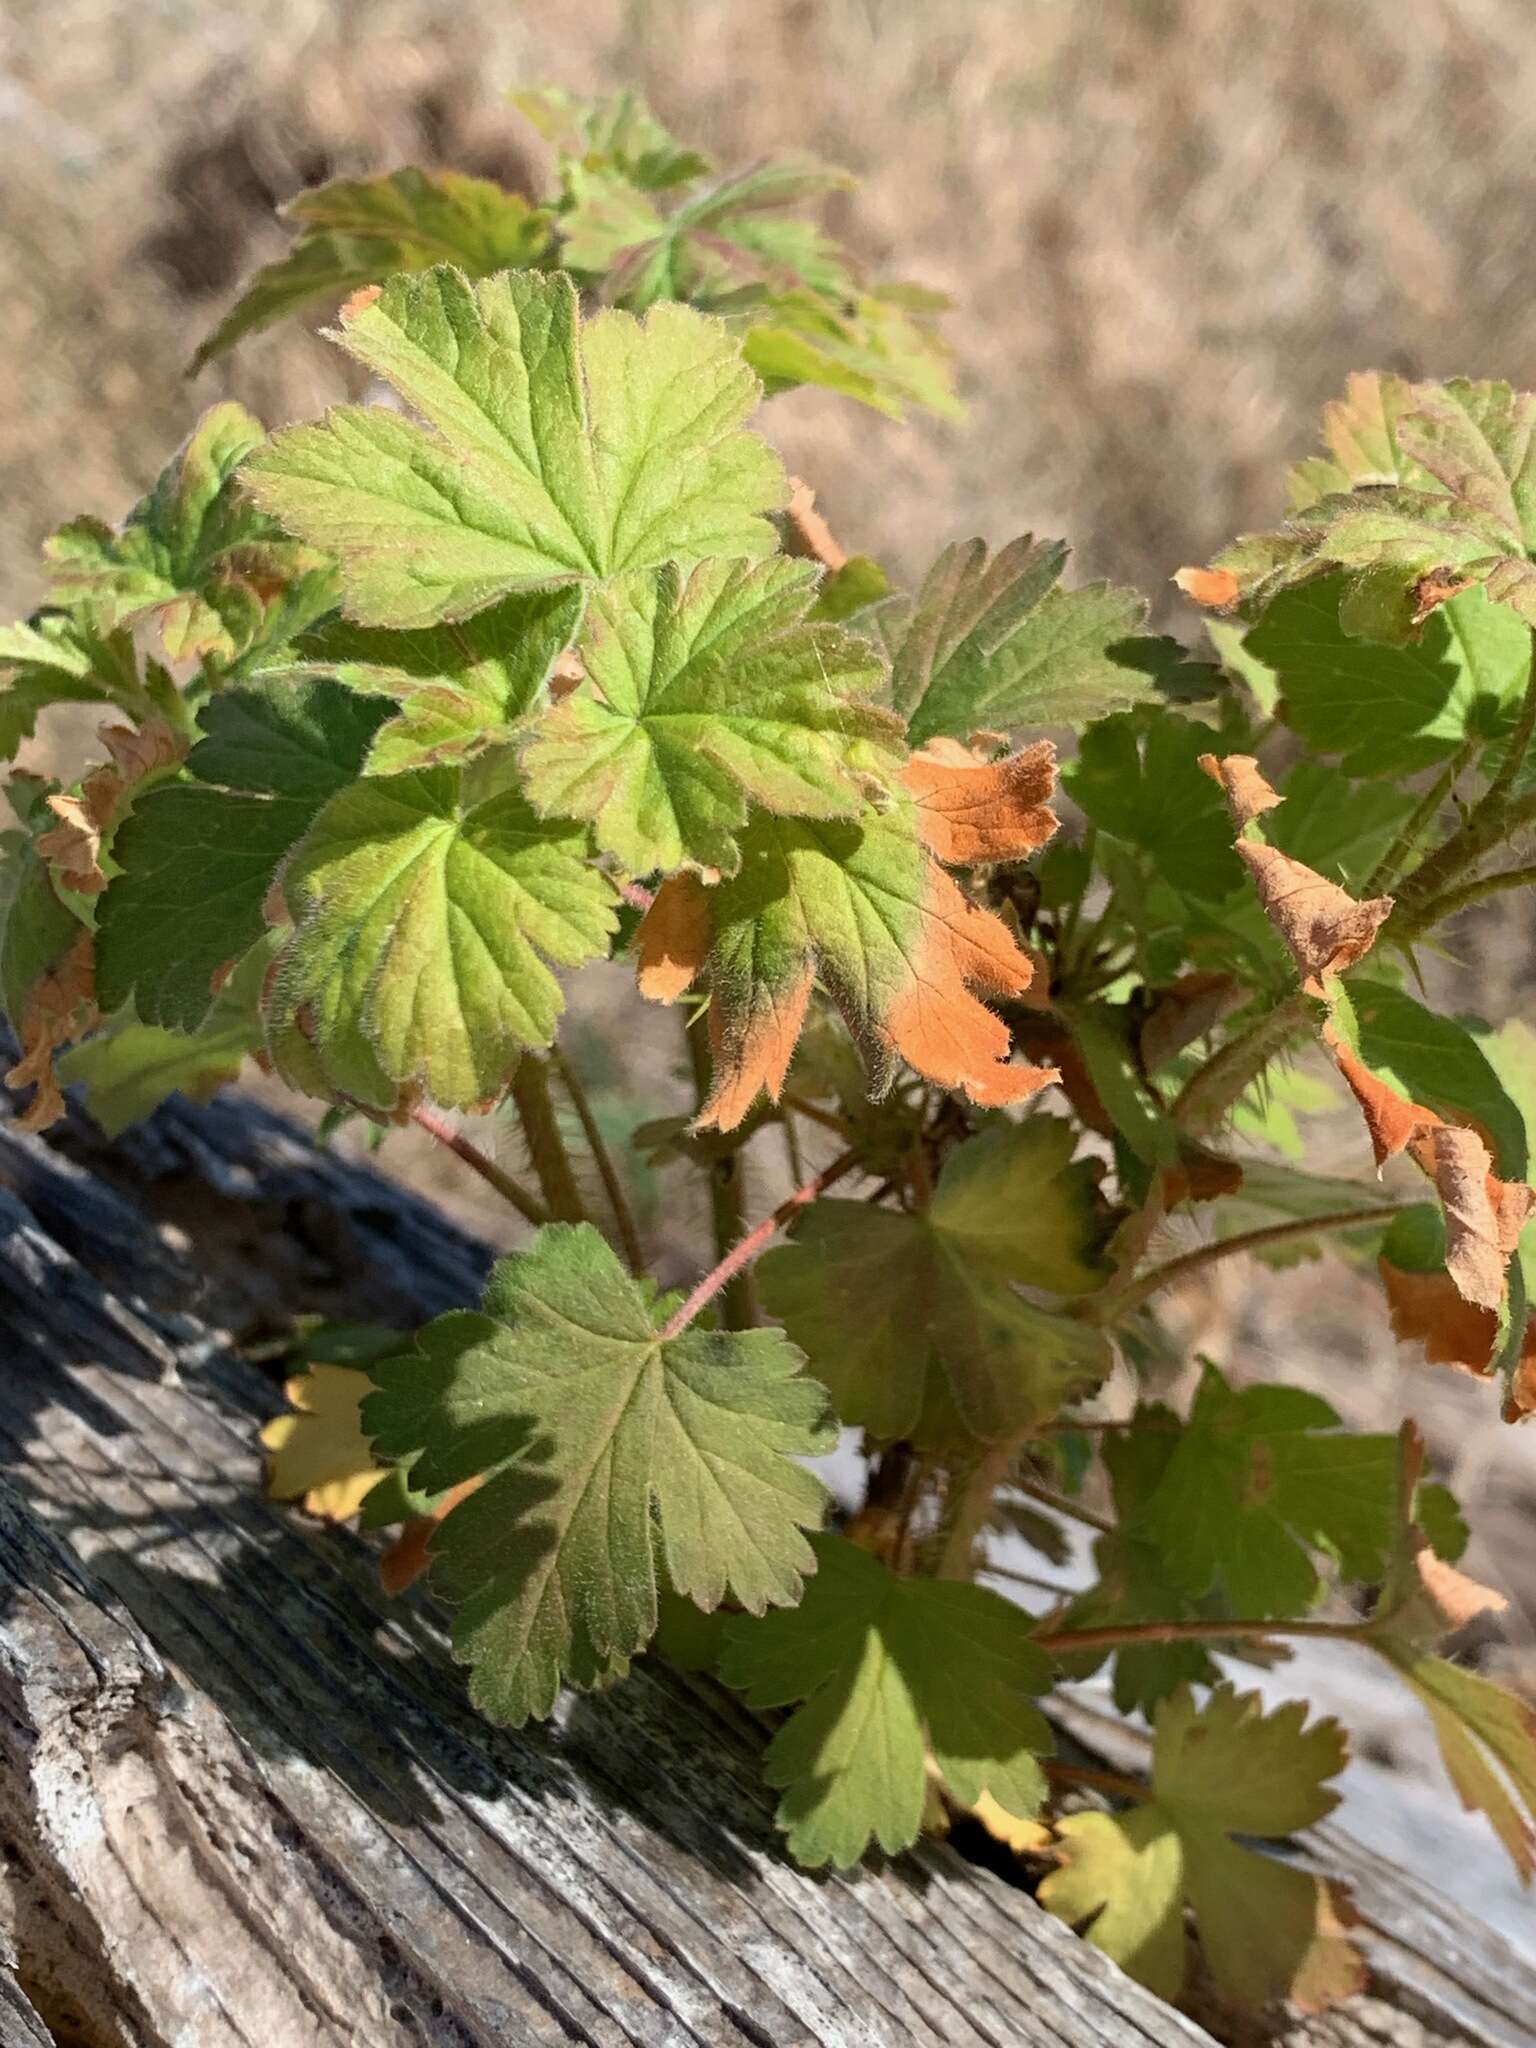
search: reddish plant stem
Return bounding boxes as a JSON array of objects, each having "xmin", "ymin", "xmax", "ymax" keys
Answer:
[
  {"xmin": 659, "ymin": 1148, "xmax": 861, "ymax": 1340},
  {"xmin": 1045, "ymin": 1759, "xmax": 1153, "ymax": 1805},
  {"xmin": 1033, "ymin": 1613, "xmax": 1366, "ymax": 1656},
  {"xmin": 408, "ymin": 1106, "xmax": 549, "ymax": 1228}
]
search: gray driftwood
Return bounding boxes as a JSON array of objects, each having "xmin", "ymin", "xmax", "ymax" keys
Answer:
[{"xmin": 0, "ymin": 1086, "xmax": 1530, "ymax": 2047}]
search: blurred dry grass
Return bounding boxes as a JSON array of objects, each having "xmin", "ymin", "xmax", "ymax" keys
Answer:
[{"xmin": 6, "ymin": 0, "xmax": 1536, "ymax": 617}]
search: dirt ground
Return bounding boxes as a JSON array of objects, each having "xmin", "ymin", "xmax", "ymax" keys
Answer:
[{"xmin": 5, "ymin": 0, "xmax": 1536, "ymax": 1923}]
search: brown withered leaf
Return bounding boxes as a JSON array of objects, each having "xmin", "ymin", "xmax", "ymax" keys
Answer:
[
  {"xmin": 1236, "ymin": 844, "xmax": 1393, "ymax": 992},
  {"xmin": 5, "ymin": 932, "xmax": 98, "ymax": 1132},
  {"xmin": 1412, "ymin": 567, "xmax": 1477, "ymax": 622},
  {"xmin": 902, "ymin": 737, "xmax": 1058, "ymax": 867},
  {"xmin": 1380, "ymin": 1259, "xmax": 1500, "ymax": 1375},
  {"xmin": 36, "ymin": 717, "xmax": 187, "ymax": 894},
  {"xmin": 1198, "ymin": 750, "xmax": 1282, "ymax": 831}
]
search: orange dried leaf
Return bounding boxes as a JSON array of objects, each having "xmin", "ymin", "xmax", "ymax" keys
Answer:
[
  {"xmin": 902, "ymin": 737, "xmax": 1059, "ymax": 867},
  {"xmin": 379, "ymin": 1476, "xmax": 483, "ymax": 1595},
  {"xmin": 1236, "ymin": 843, "xmax": 1393, "ymax": 990},
  {"xmin": 1416, "ymin": 1123, "xmax": 1536, "ymax": 1315},
  {"xmin": 1198, "ymin": 750, "xmax": 1282, "ymax": 831},
  {"xmin": 1380, "ymin": 1259, "xmax": 1498, "ymax": 1374},
  {"xmin": 5, "ymin": 932, "xmax": 98, "ymax": 1133},
  {"xmin": 1174, "ymin": 565, "xmax": 1241, "ymax": 610}
]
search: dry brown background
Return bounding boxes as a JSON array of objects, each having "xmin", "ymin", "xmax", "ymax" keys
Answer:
[{"xmin": 5, "ymin": 0, "xmax": 1536, "ymax": 1935}]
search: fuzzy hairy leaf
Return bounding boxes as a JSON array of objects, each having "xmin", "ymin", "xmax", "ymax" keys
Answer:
[
  {"xmin": 244, "ymin": 267, "xmax": 786, "ymax": 630},
  {"xmin": 520, "ymin": 556, "xmax": 895, "ymax": 875},
  {"xmin": 96, "ymin": 677, "xmax": 388, "ymax": 1030},
  {"xmin": 363, "ymin": 1222, "xmax": 833, "ymax": 1725},
  {"xmin": 886, "ymin": 538, "xmax": 1165, "ymax": 744},
  {"xmin": 635, "ymin": 782, "xmax": 1056, "ymax": 1129},
  {"xmin": 46, "ymin": 404, "xmax": 333, "ymax": 663},
  {"xmin": 276, "ymin": 586, "xmax": 587, "ymax": 774},
  {"xmin": 0, "ymin": 616, "xmax": 139, "ymax": 754},
  {"xmin": 718, "ymin": 1532, "xmax": 1052, "ymax": 1868},
  {"xmin": 513, "ymin": 85, "xmax": 709, "ymax": 191},
  {"xmin": 1040, "ymin": 1685, "xmax": 1360, "ymax": 2010},
  {"xmin": 741, "ymin": 285, "xmax": 962, "ymax": 422},
  {"xmin": 759, "ymin": 1117, "xmax": 1111, "ymax": 1447},
  {"xmin": 192, "ymin": 168, "xmax": 554, "ymax": 369},
  {"xmin": 266, "ymin": 759, "xmax": 617, "ymax": 1111},
  {"xmin": 1139, "ymin": 1365, "xmax": 1401, "ymax": 1615}
]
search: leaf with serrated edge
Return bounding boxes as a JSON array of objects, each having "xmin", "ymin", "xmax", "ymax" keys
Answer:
[
  {"xmin": 1040, "ymin": 1684, "xmax": 1361, "ymax": 2010},
  {"xmin": 244, "ymin": 267, "xmax": 786, "ymax": 629},
  {"xmin": 1140, "ymin": 1363, "xmax": 1400, "ymax": 1615},
  {"xmin": 520, "ymin": 556, "xmax": 896, "ymax": 876},
  {"xmin": 759, "ymin": 1117, "xmax": 1111, "ymax": 1447},
  {"xmin": 192, "ymin": 168, "xmax": 554, "ymax": 369},
  {"xmin": 718, "ymin": 1533, "xmax": 1052, "ymax": 1868},
  {"xmin": 275, "ymin": 586, "xmax": 587, "ymax": 774},
  {"xmin": 266, "ymin": 762, "xmax": 617, "ymax": 1111},
  {"xmin": 363, "ymin": 1223, "xmax": 833, "ymax": 1725}
]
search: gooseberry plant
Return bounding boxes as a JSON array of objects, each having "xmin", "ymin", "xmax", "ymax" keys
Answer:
[{"xmin": 6, "ymin": 86, "xmax": 1536, "ymax": 2018}]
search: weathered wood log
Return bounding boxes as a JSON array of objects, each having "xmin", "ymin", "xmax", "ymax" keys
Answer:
[{"xmin": 0, "ymin": 1086, "xmax": 1530, "ymax": 2047}]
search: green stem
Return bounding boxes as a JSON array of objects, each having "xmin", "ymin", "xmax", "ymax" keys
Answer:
[
  {"xmin": 1394, "ymin": 860, "xmax": 1536, "ymax": 932},
  {"xmin": 550, "ymin": 1044, "xmax": 644, "ymax": 1274},
  {"xmin": 685, "ymin": 1012, "xmax": 754, "ymax": 1329},
  {"xmin": 408, "ymin": 1106, "xmax": 550, "ymax": 1228},
  {"xmin": 1171, "ymin": 989, "xmax": 1316, "ymax": 1138},
  {"xmin": 930, "ymin": 1443, "xmax": 1016, "ymax": 1580},
  {"xmin": 1087, "ymin": 1199, "xmax": 1417, "ymax": 1324},
  {"xmin": 509, "ymin": 1055, "xmax": 587, "ymax": 1224},
  {"xmin": 1389, "ymin": 638, "xmax": 1536, "ymax": 931},
  {"xmin": 1364, "ymin": 746, "xmax": 1470, "ymax": 894}
]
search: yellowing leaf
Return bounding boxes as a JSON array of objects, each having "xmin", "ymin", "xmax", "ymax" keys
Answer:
[
  {"xmin": 262, "ymin": 1363, "xmax": 385, "ymax": 1520},
  {"xmin": 1039, "ymin": 1685, "xmax": 1362, "ymax": 2011},
  {"xmin": 244, "ymin": 267, "xmax": 786, "ymax": 630}
]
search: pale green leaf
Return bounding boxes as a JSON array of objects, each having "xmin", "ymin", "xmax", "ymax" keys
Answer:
[
  {"xmin": 266, "ymin": 760, "xmax": 617, "ymax": 1110},
  {"xmin": 520, "ymin": 556, "xmax": 894, "ymax": 876},
  {"xmin": 244, "ymin": 268, "xmax": 786, "ymax": 630},
  {"xmin": 364, "ymin": 1222, "xmax": 832, "ymax": 1724},
  {"xmin": 718, "ymin": 1532, "xmax": 1052, "ymax": 1868}
]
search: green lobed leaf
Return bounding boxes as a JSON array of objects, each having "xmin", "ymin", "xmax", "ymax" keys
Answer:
[
  {"xmin": 520, "ymin": 556, "xmax": 896, "ymax": 876},
  {"xmin": 58, "ymin": 932, "xmax": 277, "ymax": 1135},
  {"xmin": 1139, "ymin": 1364, "xmax": 1401, "ymax": 1616},
  {"xmin": 0, "ymin": 809, "xmax": 84, "ymax": 1026},
  {"xmin": 758, "ymin": 1117, "xmax": 1112, "ymax": 1448},
  {"xmin": 1064, "ymin": 709, "xmax": 1243, "ymax": 902},
  {"xmin": 1246, "ymin": 574, "xmax": 1530, "ymax": 777},
  {"xmin": 0, "ymin": 615, "xmax": 138, "ymax": 755},
  {"xmin": 192, "ymin": 168, "xmax": 554, "ymax": 370},
  {"xmin": 741, "ymin": 284, "xmax": 962, "ymax": 423},
  {"xmin": 244, "ymin": 267, "xmax": 787, "ymax": 630},
  {"xmin": 882, "ymin": 537, "xmax": 1162, "ymax": 745},
  {"xmin": 45, "ymin": 403, "xmax": 325, "ymax": 664},
  {"xmin": 272, "ymin": 586, "xmax": 587, "ymax": 774},
  {"xmin": 1376, "ymin": 1648, "xmax": 1536, "ymax": 1880},
  {"xmin": 363, "ymin": 1222, "xmax": 833, "ymax": 1725},
  {"xmin": 1039, "ymin": 1684, "xmax": 1356, "ymax": 2009},
  {"xmin": 96, "ymin": 676, "xmax": 389, "ymax": 1030},
  {"xmin": 513, "ymin": 85, "xmax": 710, "ymax": 192},
  {"xmin": 266, "ymin": 757, "xmax": 618, "ymax": 1111},
  {"xmin": 717, "ymin": 1532, "xmax": 1053, "ymax": 1868}
]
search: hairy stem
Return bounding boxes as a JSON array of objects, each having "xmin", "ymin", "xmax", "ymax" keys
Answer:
[
  {"xmin": 509, "ymin": 1055, "xmax": 588, "ymax": 1225},
  {"xmin": 659, "ymin": 1149, "xmax": 861, "ymax": 1341},
  {"xmin": 1395, "ymin": 859, "xmax": 1536, "ymax": 933},
  {"xmin": 684, "ymin": 1013, "xmax": 755, "ymax": 1328},
  {"xmin": 550, "ymin": 1044, "xmax": 645, "ymax": 1273},
  {"xmin": 1088, "ymin": 1199, "xmax": 1418, "ymax": 1323},
  {"xmin": 408, "ymin": 1106, "xmax": 550, "ymax": 1228},
  {"xmin": 1171, "ymin": 989, "xmax": 1316, "ymax": 1138},
  {"xmin": 930, "ymin": 1443, "xmax": 1016, "ymax": 1580},
  {"xmin": 1033, "ymin": 1612, "xmax": 1368, "ymax": 1656},
  {"xmin": 1363, "ymin": 745, "xmax": 1470, "ymax": 894}
]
